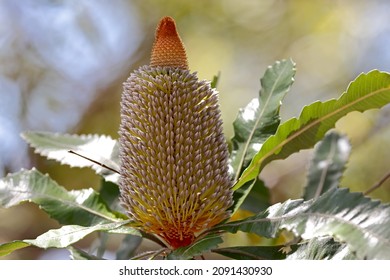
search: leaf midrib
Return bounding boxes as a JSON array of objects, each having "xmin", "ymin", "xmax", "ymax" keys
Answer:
[
  {"xmin": 233, "ymin": 64, "xmax": 289, "ymax": 182},
  {"xmin": 219, "ymin": 211, "xmax": 390, "ymax": 255},
  {"xmin": 26, "ymin": 222, "xmax": 129, "ymax": 246},
  {"xmin": 7, "ymin": 187, "xmax": 120, "ymax": 223},
  {"xmin": 234, "ymin": 84, "xmax": 390, "ymax": 189}
]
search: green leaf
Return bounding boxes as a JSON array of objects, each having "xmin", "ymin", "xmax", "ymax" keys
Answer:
[
  {"xmin": 0, "ymin": 168, "xmax": 121, "ymax": 225},
  {"xmin": 116, "ymin": 234, "xmax": 143, "ymax": 260},
  {"xmin": 234, "ymin": 70, "xmax": 390, "ymax": 190},
  {"xmin": 215, "ymin": 188, "xmax": 390, "ymax": 259},
  {"xmin": 22, "ymin": 131, "xmax": 119, "ymax": 183},
  {"xmin": 303, "ymin": 131, "xmax": 351, "ymax": 200},
  {"xmin": 231, "ymin": 178, "xmax": 270, "ymax": 214},
  {"xmin": 167, "ymin": 234, "xmax": 223, "ymax": 260},
  {"xmin": 0, "ymin": 221, "xmax": 139, "ymax": 256},
  {"xmin": 210, "ymin": 72, "xmax": 220, "ymax": 89},
  {"xmin": 26, "ymin": 222, "xmax": 138, "ymax": 249},
  {"xmin": 213, "ymin": 245, "xmax": 289, "ymax": 260},
  {"xmin": 0, "ymin": 241, "xmax": 30, "ymax": 257},
  {"xmin": 99, "ymin": 179, "xmax": 123, "ymax": 213},
  {"xmin": 286, "ymin": 237, "xmax": 357, "ymax": 260},
  {"xmin": 68, "ymin": 246, "xmax": 103, "ymax": 260},
  {"xmin": 230, "ymin": 59, "xmax": 296, "ymax": 181}
]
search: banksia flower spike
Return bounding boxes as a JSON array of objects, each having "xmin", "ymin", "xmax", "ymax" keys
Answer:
[{"xmin": 119, "ymin": 16, "xmax": 233, "ymax": 249}]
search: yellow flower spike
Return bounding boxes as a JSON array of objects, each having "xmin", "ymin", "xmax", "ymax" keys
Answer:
[{"xmin": 119, "ymin": 16, "xmax": 233, "ymax": 249}]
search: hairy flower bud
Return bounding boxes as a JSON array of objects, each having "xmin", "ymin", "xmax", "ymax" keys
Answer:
[{"xmin": 119, "ymin": 16, "xmax": 233, "ymax": 249}]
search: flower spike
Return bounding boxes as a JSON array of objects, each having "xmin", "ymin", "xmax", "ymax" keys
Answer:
[{"xmin": 119, "ymin": 16, "xmax": 232, "ymax": 249}]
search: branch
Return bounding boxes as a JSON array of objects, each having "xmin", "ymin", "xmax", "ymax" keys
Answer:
[{"xmin": 364, "ymin": 170, "xmax": 390, "ymax": 195}]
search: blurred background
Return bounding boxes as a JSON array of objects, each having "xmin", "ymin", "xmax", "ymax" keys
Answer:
[{"xmin": 1, "ymin": 0, "xmax": 390, "ymax": 259}]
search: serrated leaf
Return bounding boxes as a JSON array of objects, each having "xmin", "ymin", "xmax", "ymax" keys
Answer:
[
  {"xmin": 286, "ymin": 237, "xmax": 357, "ymax": 260},
  {"xmin": 230, "ymin": 59, "xmax": 296, "ymax": 181},
  {"xmin": 303, "ymin": 131, "xmax": 351, "ymax": 200},
  {"xmin": 0, "ymin": 168, "xmax": 122, "ymax": 225},
  {"xmin": 234, "ymin": 70, "xmax": 390, "ymax": 190},
  {"xmin": 215, "ymin": 188, "xmax": 390, "ymax": 259},
  {"xmin": 167, "ymin": 234, "xmax": 223, "ymax": 260},
  {"xmin": 22, "ymin": 131, "xmax": 119, "ymax": 183},
  {"xmin": 26, "ymin": 222, "xmax": 138, "ymax": 248},
  {"xmin": 0, "ymin": 221, "xmax": 139, "ymax": 256},
  {"xmin": 213, "ymin": 245, "xmax": 288, "ymax": 260}
]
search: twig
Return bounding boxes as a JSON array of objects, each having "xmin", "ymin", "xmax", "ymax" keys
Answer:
[
  {"xmin": 364, "ymin": 170, "xmax": 390, "ymax": 195},
  {"xmin": 68, "ymin": 150, "xmax": 120, "ymax": 174}
]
